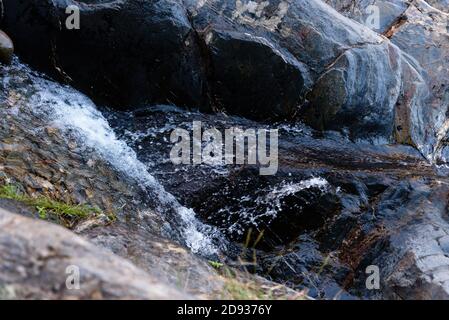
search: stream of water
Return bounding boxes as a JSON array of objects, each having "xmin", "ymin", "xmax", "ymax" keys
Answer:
[{"xmin": 4, "ymin": 61, "xmax": 223, "ymax": 256}]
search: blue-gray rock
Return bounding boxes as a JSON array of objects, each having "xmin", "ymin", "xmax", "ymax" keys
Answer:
[
  {"xmin": 0, "ymin": 0, "xmax": 411, "ymax": 138},
  {"xmin": 327, "ymin": 0, "xmax": 449, "ymax": 161}
]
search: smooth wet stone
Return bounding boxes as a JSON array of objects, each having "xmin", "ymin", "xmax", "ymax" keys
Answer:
[
  {"xmin": 0, "ymin": 30, "xmax": 13, "ymax": 64},
  {"xmin": 327, "ymin": 0, "xmax": 449, "ymax": 159},
  {"xmin": 1, "ymin": 0, "xmax": 206, "ymax": 109},
  {"xmin": 106, "ymin": 104, "xmax": 449, "ymax": 299}
]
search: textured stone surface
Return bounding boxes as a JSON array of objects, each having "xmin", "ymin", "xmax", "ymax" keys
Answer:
[
  {"xmin": 0, "ymin": 207, "xmax": 188, "ymax": 300},
  {"xmin": 425, "ymin": 0, "xmax": 449, "ymax": 12},
  {"xmin": 0, "ymin": 60, "xmax": 304, "ymax": 300},
  {"xmin": 326, "ymin": 0, "xmax": 449, "ymax": 158},
  {"xmin": 186, "ymin": 0, "xmax": 405, "ymax": 138},
  {"xmin": 108, "ymin": 104, "xmax": 449, "ymax": 299},
  {"xmin": 1, "ymin": 0, "xmax": 206, "ymax": 109},
  {"xmin": 0, "ymin": 61, "xmax": 221, "ymax": 298},
  {"xmin": 0, "ymin": 0, "xmax": 436, "ymax": 147},
  {"xmin": 3, "ymin": 0, "xmax": 449, "ymax": 301}
]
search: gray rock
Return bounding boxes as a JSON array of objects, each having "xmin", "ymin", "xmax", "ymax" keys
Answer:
[
  {"xmin": 0, "ymin": 30, "xmax": 13, "ymax": 64},
  {"xmin": 326, "ymin": 0, "xmax": 449, "ymax": 159},
  {"xmin": 372, "ymin": 180, "xmax": 449, "ymax": 299},
  {"xmin": 427, "ymin": 0, "xmax": 449, "ymax": 12},
  {"xmin": 186, "ymin": 0, "xmax": 403, "ymax": 138},
  {"xmin": 4, "ymin": 0, "xmax": 449, "ymax": 300},
  {"xmin": 0, "ymin": 207, "xmax": 188, "ymax": 299},
  {"xmin": 195, "ymin": 29, "xmax": 307, "ymax": 120},
  {"xmin": 324, "ymin": 0, "xmax": 409, "ymax": 33},
  {"xmin": 0, "ymin": 60, "xmax": 221, "ymax": 297},
  {"xmin": 0, "ymin": 0, "xmax": 429, "ymax": 144},
  {"xmin": 111, "ymin": 103, "xmax": 449, "ymax": 299},
  {"xmin": 389, "ymin": 1, "xmax": 449, "ymax": 162},
  {"xmin": 0, "ymin": 60, "xmax": 304, "ymax": 300}
]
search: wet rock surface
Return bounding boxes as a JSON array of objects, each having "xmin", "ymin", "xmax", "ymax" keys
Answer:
[
  {"xmin": 1, "ymin": 0, "xmax": 206, "ymax": 109},
  {"xmin": 186, "ymin": 0, "xmax": 405, "ymax": 138},
  {"xmin": 0, "ymin": 61, "xmax": 304, "ymax": 300},
  {"xmin": 2, "ymin": 0, "xmax": 449, "ymax": 301},
  {"xmin": 327, "ymin": 0, "xmax": 449, "ymax": 160},
  {"xmin": 3, "ymin": 0, "xmax": 449, "ymax": 160},
  {"xmin": 0, "ymin": 62, "xmax": 222, "ymax": 298},
  {"xmin": 107, "ymin": 105, "xmax": 449, "ymax": 299}
]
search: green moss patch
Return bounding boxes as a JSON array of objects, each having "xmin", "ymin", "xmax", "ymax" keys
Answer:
[{"xmin": 0, "ymin": 184, "xmax": 111, "ymax": 228}]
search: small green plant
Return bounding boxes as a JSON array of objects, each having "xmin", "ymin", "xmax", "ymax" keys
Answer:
[
  {"xmin": 0, "ymin": 184, "xmax": 20, "ymax": 199},
  {"xmin": 0, "ymin": 183, "xmax": 109, "ymax": 228},
  {"xmin": 208, "ymin": 260, "xmax": 224, "ymax": 269},
  {"xmin": 36, "ymin": 206, "xmax": 47, "ymax": 219}
]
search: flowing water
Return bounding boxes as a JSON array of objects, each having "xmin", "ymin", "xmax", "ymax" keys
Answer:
[
  {"xmin": 3, "ymin": 60, "xmax": 224, "ymax": 256},
  {"xmin": 5, "ymin": 59, "xmax": 449, "ymax": 299}
]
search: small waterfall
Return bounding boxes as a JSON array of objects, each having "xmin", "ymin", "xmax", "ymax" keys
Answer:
[{"xmin": 3, "ymin": 60, "xmax": 222, "ymax": 256}]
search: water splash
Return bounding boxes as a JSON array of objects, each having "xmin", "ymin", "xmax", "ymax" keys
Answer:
[
  {"xmin": 4, "ymin": 61, "xmax": 221, "ymax": 256},
  {"xmin": 224, "ymin": 177, "xmax": 330, "ymax": 236}
]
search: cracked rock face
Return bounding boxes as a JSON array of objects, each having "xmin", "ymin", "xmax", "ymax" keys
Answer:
[
  {"xmin": 0, "ymin": 61, "xmax": 219, "ymax": 298},
  {"xmin": 5, "ymin": 0, "xmax": 449, "ymax": 165},
  {"xmin": 327, "ymin": 0, "xmax": 449, "ymax": 159},
  {"xmin": 4, "ymin": 0, "xmax": 449, "ymax": 300},
  {"xmin": 187, "ymin": 0, "xmax": 403, "ymax": 138},
  {"xmin": 1, "ymin": 61, "xmax": 303, "ymax": 300}
]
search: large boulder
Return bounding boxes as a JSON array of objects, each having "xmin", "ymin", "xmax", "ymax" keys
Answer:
[
  {"xmin": 0, "ymin": 0, "xmax": 419, "ymax": 139},
  {"xmin": 0, "ymin": 60, "xmax": 223, "ymax": 297},
  {"xmin": 327, "ymin": 0, "xmax": 449, "ymax": 158},
  {"xmin": 0, "ymin": 60, "xmax": 217, "ymax": 297},
  {"xmin": 185, "ymin": 0, "xmax": 406, "ymax": 137},
  {"xmin": 0, "ymin": 207, "xmax": 187, "ymax": 300},
  {"xmin": 1, "ymin": 60, "xmax": 305, "ymax": 300},
  {"xmin": 3, "ymin": 0, "xmax": 449, "ymax": 161},
  {"xmin": 1, "ymin": 0, "xmax": 207, "ymax": 109},
  {"xmin": 109, "ymin": 103, "xmax": 449, "ymax": 299}
]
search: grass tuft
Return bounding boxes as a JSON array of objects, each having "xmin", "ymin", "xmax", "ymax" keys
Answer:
[
  {"xmin": 0, "ymin": 183, "xmax": 111, "ymax": 227},
  {"xmin": 208, "ymin": 260, "xmax": 224, "ymax": 269},
  {"xmin": 216, "ymin": 265, "xmax": 309, "ymax": 300}
]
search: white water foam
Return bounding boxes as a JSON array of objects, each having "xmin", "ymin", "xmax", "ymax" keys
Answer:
[
  {"xmin": 226, "ymin": 177, "xmax": 330, "ymax": 235},
  {"xmin": 7, "ymin": 62, "xmax": 219, "ymax": 255}
]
